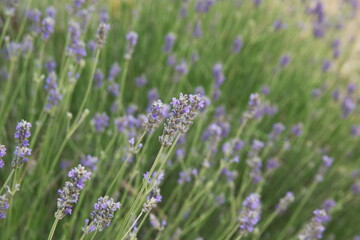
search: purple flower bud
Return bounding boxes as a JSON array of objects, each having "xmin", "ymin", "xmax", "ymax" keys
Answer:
[
  {"xmin": 351, "ymin": 125, "xmax": 360, "ymax": 137},
  {"xmin": 108, "ymin": 62, "xmax": 121, "ymax": 81},
  {"xmin": 41, "ymin": 16, "xmax": 55, "ymax": 41},
  {"xmin": 276, "ymin": 192, "xmax": 294, "ymax": 213},
  {"xmin": 280, "ymin": 54, "xmax": 291, "ymax": 68},
  {"xmin": 213, "ymin": 63, "xmax": 225, "ymax": 86},
  {"xmin": 238, "ymin": 193, "xmax": 261, "ymax": 234},
  {"xmin": 175, "ymin": 60, "xmax": 188, "ymax": 75},
  {"xmin": 0, "ymin": 194, "xmax": 9, "ymax": 219},
  {"xmin": 94, "ymin": 69, "xmax": 105, "ymax": 88},
  {"xmin": 82, "ymin": 196, "xmax": 120, "ymax": 234},
  {"xmin": 92, "ymin": 113, "xmax": 110, "ymax": 133},
  {"xmin": 342, "ymin": 97, "xmax": 355, "ymax": 118},
  {"xmin": 81, "ymin": 155, "xmax": 98, "ymax": 171},
  {"xmin": 44, "ymin": 72, "xmax": 62, "ymax": 111},
  {"xmin": 232, "ymin": 36, "xmax": 243, "ymax": 54},
  {"xmin": 163, "ymin": 33, "xmax": 176, "ymax": 53},
  {"xmin": 193, "ymin": 21, "xmax": 203, "ymax": 38},
  {"xmin": 125, "ymin": 31, "xmax": 138, "ymax": 59},
  {"xmin": 13, "ymin": 120, "xmax": 32, "ymax": 168},
  {"xmin": 291, "ymin": 123, "xmax": 303, "ymax": 136},
  {"xmin": 322, "ymin": 60, "xmax": 331, "ymax": 72},
  {"xmin": 55, "ymin": 165, "xmax": 91, "ymax": 219},
  {"xmin": 135, "ymin": 75, "xmax": 147, "ymax": 88}
]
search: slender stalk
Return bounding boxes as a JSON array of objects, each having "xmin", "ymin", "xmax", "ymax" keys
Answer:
[
  {"xmin": 47, "ymin": 218, "xmax": 60, "ymax": 240},
  {"xmin": 0, "ymin": 169, "xmax": 14, "ymax": 194},
  {"xmin": 0, "ymin": 17, "xmax": 11, "ymax": 47},
  {"xmin": 119, "ymin": 59, "xmax": 130, "ymax": 112},
  {"xmin": 119, "ymin": 212, "xmax": 143, "ymax": 240},
  {"xmin": 76, "ymin": 49, "xmax": 101, "ymax": 120}
]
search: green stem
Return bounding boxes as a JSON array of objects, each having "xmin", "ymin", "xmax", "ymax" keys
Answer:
[
  {"xmin": 0, "ymin": 17, "xmax": 11, "ymax": 47},
  {"xmin": 119, "ymin": 59, "xmax": 130, "ymax": 112},
  {"xmin": 90, "ymin": 232, "xmax": 97, "ymax": 240},
  {"xmin": 76, "ymin": 50, "xmax": 101, "ymax": 120},
  {"xmin": 0, "ymin": 169, "xmax": 14, "ymax": 194},
  {"xmin": 119, "ymin": 212, "xmax": 143, "ymax": 240},
  {"xmin": 47, "ymin": 218, "xmax": 60, "ymax": 240}
]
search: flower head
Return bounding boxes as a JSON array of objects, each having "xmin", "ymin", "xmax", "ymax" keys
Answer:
[
  {"xmin": 55, "ymin": 165, "xmax": 91, "ymax": 219},
  {"xmin": 13, "ymin": 120, "xmax": 32, "ymax": 168},
  {"xmin": 82, "ymin": 196, "xmax": 120, "ymax": 234},
  {"xmin": 238, "ymin": 193, "xmax": 261, "ymax": 235}
]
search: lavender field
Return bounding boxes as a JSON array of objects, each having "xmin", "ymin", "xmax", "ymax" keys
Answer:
[{"xmin": 0, "ymin": 0, "xmax": 360, "ymax": 239}]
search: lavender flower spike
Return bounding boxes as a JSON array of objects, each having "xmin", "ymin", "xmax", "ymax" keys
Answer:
[
  {"xmin": 143, "ymin": 100, "xmax": 168, "ymax": 132},
  {"xmin": 13, "ymin": 120, "xmax": 32, "ymax": 168},
  {"xmin": 163, "ymin": 33, "xmax": 176, "ymax": 53},
  {"xmin": 0, "ymin": 194, "xmax": 9, "ymax": 218},
  {"xmin": 238, "ymin": 193, "xmax": 261, "ymax": 235},
  {"xmin": 159, "ymin": 93, "xmax": 205, "ymax": 147},
  {"xmin": 82, "ymin": 196, "xmax": 120, "ymax": 234},
  {"xmin": 41, "ymin": 16, "xmax": 55, "ymax": 41},
  {"xmin": 275, "ymin": 192, "xmax": 295, "ymax": 213},
  {"xmin": 55, "ymin": 165, "xmax": 91, "ymax": 219},
  {"xmin": 96, "ymin": 23, "xmax": 110, "ymax": 49},
  {"xmin": 125, "ymin": 31, "xmax": 138, "ymax": 59},
  {"xmin": 44, "ymin": 72, "xmax": 63, "ymax": 111},
  {"xmin": 298, "ymin": 209, "xmax": 330, "ymax": 240},
  {"xmin": 315, "ymin": 155, "xmax": 334, "ymax": 182},
  {"xmin": 0, "ymin": 145, "xmax": 6, "ymax": 168}
]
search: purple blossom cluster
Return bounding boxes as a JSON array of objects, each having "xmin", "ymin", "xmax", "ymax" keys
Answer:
[
  {"xmin": 125, "ymin": 31, "xmax": 138, "ymax": 60},
  {"xmin": 96, "ymin": 23, "xmax": 110, "ymax": 49},
  {"xmin": 115, "ymin": 113, "xmax": 146, "ymax": 139},
  {"xmin": 177, "ymin": 169, "xmax": 198, "ymax": 184},
  {"xmin": 66, "ymin": 21, "xmax": 86, "ymax": 62},
  {"xmin": 307, "ymin": 2, "xmax": 326, "ymax": 38},
  {"xmin": 212, "ymin": 63, "xmax": 226, "ymax": 101},
  {"xmin": 13, "ymin": 120, "xmax": 32, "ymax": 168},
  {"xmin": 44, "ymin": 72, "xmax": 63, "ymax": 112},
  {"xmin": 143, "ymin": 100, "xmax": 169, "ymax": 132},
  {"xmin": 92, "ymin": 113, "xmax": 110, "ymax": 133},
  {"xmin": 246, "ymin": 140, "xmax": 265, "ymax": 183},
  {"xmin": 41, "ymin": 7, "xmax": 55, "ymax": 41},
  {"xmin": 232, "ymin": 35, "xmax": 243, "ymax": 54},
  {"xmin": 298, "ymin": 200, "xmax": 335, "ymax": 240},
  {"xmin": 163, "ymin": 33, "xmax": 176, "ymax": 53},
  {"xmin": 268, "ymin": 122, "xmax": 286, "ymax": 146},
  {"xmin": 159, "ymin": 93, "xmax": 205, "ymax": 147},
  {"xmin": 107, "ymin": 62, "xmax": 121, "ymax": 96},
  {"xmin": 0, "ymin": 145, "xmax": 6, "ymax": 168},
  {"xmin": 238, "ymin": 193, "xmax": 261, "ymax": 235},
  {"xmin": 94, "ymin": 69, "xmax": 105, "ymax": 88},
  {"xmin": 314, "ymin": 155, "xmax": 334, "ymax": 182},
  {"xmin": 82, "ymin": 196, "xmax": 120, "ymax": 234},
  {"xmin": 275, "ymin": 192, "xmax": 295, "ymax": 213},
  {"xmin": 135, "ymin": 75, "xmax": 147, "ymax": 88},
  {"xmin": 81, "ymin": 155, "xmax": 99, "ymax": 171},
  {"xmin": 55, "ymin": 165, "xmax": 92, "ymax": 219},
  {"xmin": 149, "ymin": 213, "xmax": 167, "ymax": 231},
  {"xmin": 0, "ymin": 194, "xmax": 9, "ymax": 219}
]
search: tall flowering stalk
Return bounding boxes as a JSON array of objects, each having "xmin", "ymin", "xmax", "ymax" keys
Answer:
[
  {"xmin": 119, "ymin": 31, "xmax": 138, "ymax": 111},
  {"xmin": 159, "ymin": 93, "xmax": 205, "ymax": 147},
  {"xmin": 238, "ymin": 193, "xmax": 261, "ymax": 236},
  {"xmin": 0, "ymin": 145, "xmax": 6, "ymax": 168},
  {"xmin": 13, "ymin": 120, "xmax": 32, "ymax": 168},
  {"xmin": 47, "ymin": 165, "xmax": 91, "ymax": 240},
  {"xmin": 82, "ymin": 196, "xmax": 120, "ymax": 235},
  {"xmin": 0, "ymin": 194, "xmax": 9, "ymax": 219}
]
